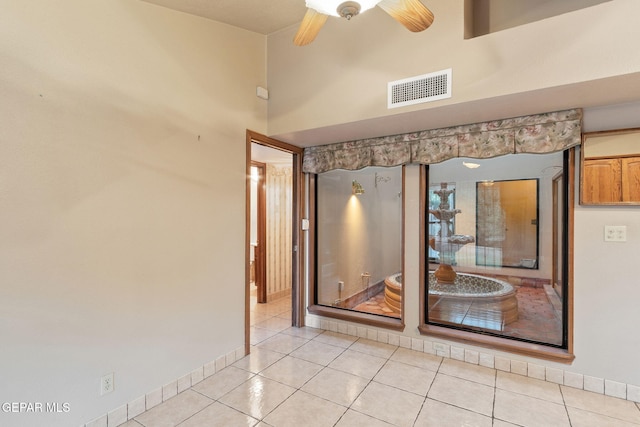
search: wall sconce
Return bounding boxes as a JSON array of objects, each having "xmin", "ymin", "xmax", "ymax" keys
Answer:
[{"xmin": 352, "ymin": 180, "xmax": 365, "ymax": 195}]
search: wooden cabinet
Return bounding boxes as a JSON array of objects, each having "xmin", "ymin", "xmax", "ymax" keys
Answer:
[{"xmin": 582, "ymin": 156, "xmax": 640, "ymax": 204}]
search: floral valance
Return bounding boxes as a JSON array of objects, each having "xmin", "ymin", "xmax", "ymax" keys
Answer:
[{"xmin": 302, "ymin": 108, "xmax": 583, "ymax": 173}]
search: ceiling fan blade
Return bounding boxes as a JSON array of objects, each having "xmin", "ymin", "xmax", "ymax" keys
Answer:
[
  {"xmin": 294, "ymin": 8, "xmax": 329, "ymax": 46},
  {"xmin": 378, "ymin": 0, "xmax": 434, "ymax": 32}
]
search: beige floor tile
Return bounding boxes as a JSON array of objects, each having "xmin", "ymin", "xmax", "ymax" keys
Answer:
[
  {"xmin": 177, "ymin": 401, "xmax": 259, "ymax": 427},
  {"xmin": 301, "ymin": 367, "xmax": 370, "ymax": 406},
  {"xmin": 290, "ymin": 340, "xmax": 346, "ymax": 366},
  {"xmin": 352, "ymin": 381, "xmax": 425, "ymax": 427},
  {"xmin": 328, "ymin": 349, "xmax": 388, "ymax": 380},
  {"xmin": 561, "ymin": 386, "xmax": 640, "ymax": 424},
  {"xmin": 263, "ymin": 390, "xmax": 347, "ymax": 427},
  {"xmin": 390, "ymin": 347, "xmax": 442, "ymax": 372},
  {"xmin": 496, "ymin": 371, "xmax": 563, "ymax": 404},
  {"xmin": 281, "ymin": 326, "xmax": 322, "ymax": 339},
  {"xmin": 255, "ymin": 333, "xmax": 308, "ymax": 354},
  {"xmin": 493, "ymin": 420, "xmax": 520, "ymax": 427},
  {"xmin": 374, "ymin": 360, "xmax": 436, "ymax": 396},
  {"xmin": 335, "ymin": 409, "xmax": 395, "ymax": 426},
  {"xmin": 428, "ymin": 374, "xmax": 495, "ymax": 416},
  {"xmin": 119, "ymin": 421, "xmax": 144, "ymax": 427},
  {"xmin": 494, "ymin": 389, "xmax": 570, "ymax": 427},
  {"xmin": 259, "ymin": 355, "xmax": 324, "ymax": 388},
  {"xmin": 250, "ymin": 326, "xmax": 279, "ymax": 345},
  {"xmin": 218, "ymin": 376, "xmax": 296, "ymax": 420},
  {"xmin": 233, "ymin": 347, "xmax": 285, "ymax": 374},
  {"xmin": 134, "ymin": 390, "xmax": 213, "ymax": 427},
  {"xmin": 255, "ymin": 316, "xmax": 292, "ymax": 332},
  {"xmin": 415, "ymin": 398, "xmax": 493, "ymax": 427},
  {"xmin": 349, "ymin": 338, "xmax": 397, "ymax": 359},
  {"xmin": 567, "ymin": 406, "xmax": 640, "ymax": 427},
  {"xmin": 313, "ymin": 331, "xmax": 358, "ymax": 348},
  {"xmin": 191, "ymin": 366, "xmax": 254, "ymax": 400},
  {"xmin": 439, "ymin": 358, "xmax": 496, "ymax": 387}
]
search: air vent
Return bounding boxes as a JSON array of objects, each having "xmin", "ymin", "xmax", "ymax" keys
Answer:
[{"xmin": 388, "ymin": 68, "xmax": 452, "ymax": 109}]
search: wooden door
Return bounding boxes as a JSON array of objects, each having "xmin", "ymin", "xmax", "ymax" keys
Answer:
[{"xmin": 500, "ymin": 180, "xmax": 538, "ymax": 267}]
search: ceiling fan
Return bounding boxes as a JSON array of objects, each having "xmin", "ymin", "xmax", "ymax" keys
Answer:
[{"xmin": 294, "ymin": 0, "xmax": 434, "ymax": 46}]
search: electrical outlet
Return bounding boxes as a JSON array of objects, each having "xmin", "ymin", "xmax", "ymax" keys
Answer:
[
  {"xmin": 100, "ymin": 372, "xmax": 114, "ymax": 395},
  {"xmin": 604, "ymin": 225, "xmax": 627, "ymax": 242}
]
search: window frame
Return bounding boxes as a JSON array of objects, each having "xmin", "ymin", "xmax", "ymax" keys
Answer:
[
  {"xmin": 417, "ymin": 149, "xmax": 576, "ymax": 363},
  {"xmin": 307, "ymin": 167, "xmax": 406, "ymax": 331}
]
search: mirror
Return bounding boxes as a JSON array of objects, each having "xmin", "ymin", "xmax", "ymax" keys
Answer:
[
  {"xmin": 581, "ymin": 128, "xmax": 640, "ymax": 205},
  {"xmin": 475, "ymin": 179, "xmax": 539, "ymax": 269}
]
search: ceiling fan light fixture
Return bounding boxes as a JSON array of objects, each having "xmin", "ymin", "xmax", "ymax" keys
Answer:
[{"xmin": 305, "ymin": 0, "xmax": 382, "ymax": 18}]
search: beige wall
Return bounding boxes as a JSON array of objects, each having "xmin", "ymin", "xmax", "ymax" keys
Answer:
[
  {"xmin": 0, "ymin": 1, "xmax": 266, "ymax": 425},
  {"xmin": 267, "ymin": 0, "xmax": 640, "ymax": 142}
]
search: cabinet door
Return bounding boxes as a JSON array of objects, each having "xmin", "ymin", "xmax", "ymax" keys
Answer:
[
  {"xmin": 622, "ymin": 156, "xmax": 640, "ymax": 202},
  {"xmin": 582, "ymin": 159, "xmax": 622, "ymax": 203}
]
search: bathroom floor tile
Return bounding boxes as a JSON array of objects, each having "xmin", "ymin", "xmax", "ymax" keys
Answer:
[
  {"xmin": 335, "ymin": 410, "xmax": 395, "ymax": 426},
  {"xmin": 250, "ymin": 326, "xmax": 279, "ymax": 345},
  {"xmin": 313, "ymin": 330, "xmax": 358, "ymax": 348},
  {"xmin": 263, "ymin": 390, "xmax": 347, "ymax": 427},
  {"xmin": 124, "ymin": 294, "xmax": 639, "ymax": 427},
  {"xmin": 566, "ymin": 406, "xmax": 640, "ymax": 427},
  {"xmin": 561, "ymin": 385, "xmax": 640, "ymax": 423},
  {"xmin": 428, "ymin": 373, "xmax": 495, "ymax": 416},
  {"xmin": 439, "ymin": 358, "xmax": 496, "ymax": 386},
  {"xmin": 349, "ymin": 338, "xmax": 397, "ymax": 359},
  {"xmin": 233, "ymin": 347, "xmax": 285, "ymax": 374},
  {"xmin": 290, "ymin": 339, "xmax": 346, "ymax": 366},
  {"xmin": 351, "ymin": 381, "xmax": 425, "ymax": 427},
  {"xmin": 328, "ymin": 349, "xmax": 387, "ymax": 380},
  {"xmin": 259, "ymin": 355, "xmax": 324, "ymax": 388},
  {"xmin": 497, "ymin": 371, "xmax": 563, "ymax": 404},
  {"xmin": 389, "ymin": 347, "xmax": 442, "ymax": 372},
  {"xmin": 134, "ymin": 390, "xmax": 213, "ymax": 427},
  {"xmin": 280, "ymin": 326, "xmax": 322, "ymax": 339},
  {"xmin": 301, "ymin": 366, "xmax": 370, "ymax": 406},
  {"xmin": 494, "ymin": 388, "xmax": 570, "ymax": 427},
  {"xmin": 415, "ymin": 398, "xmax": 493, "ymax": 427},
  {"xmin": 218, "ymin": 375, "xmax": 296, "ymax": 420},
  {"xmin": 373, "ymin": 360, "xmax": 436, "ymax": 396},
  {"xmin": 191, "ymin": 366, "xmax": 253, "ymax": 400},
  {"xmin": 255, "ymin": 333, "xmax": 308, "ymax": 354},
  {"xmin": 176, "ymin": 401, "xmax": 259, "ymax": 427}
]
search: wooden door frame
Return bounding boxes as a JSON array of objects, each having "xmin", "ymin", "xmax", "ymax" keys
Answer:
[
  {"xmin": 251, "ymin": 161, "xmax": 267, "ymax": 304},
  {"xmin": 245, "ymin": 130, "xmax": 304, "ymax": 355}
]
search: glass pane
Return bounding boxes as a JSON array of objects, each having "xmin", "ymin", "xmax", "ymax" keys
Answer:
[
  {"xmin": 316, "ymin": 166, "xmax": 402, "ymax": 318},
  {"xmin": 427, "ymin": 153, "xmax": 565, "ymax": 347}
]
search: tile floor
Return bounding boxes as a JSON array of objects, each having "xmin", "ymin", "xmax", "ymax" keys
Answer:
[
  {"xmin": 354, "ymin": 283, "xmax": 562, "ymax": 346},
  {"xmin": 119, "ymin": 294, "xmax": 640, "ymax": 427}
]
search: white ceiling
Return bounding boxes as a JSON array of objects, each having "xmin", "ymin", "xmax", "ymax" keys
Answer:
[{"xmin": 139, "ymin": 0, "xmax": 307, "ymax": 35}]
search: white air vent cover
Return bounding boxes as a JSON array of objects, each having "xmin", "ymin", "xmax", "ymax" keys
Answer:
[{"xmin": 388, "ymin": 68, "xmax": 452, "ymax": 109}]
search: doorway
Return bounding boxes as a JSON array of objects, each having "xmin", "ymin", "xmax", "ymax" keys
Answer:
[{"xmin": 245, "ymin": 130, "xmax": 304, "ymax": 354}]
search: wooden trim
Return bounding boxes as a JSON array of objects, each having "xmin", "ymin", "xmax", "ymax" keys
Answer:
[
  {"xmin": 419, "ymin": 165, "xmax": 428, "ymax": 327},
  {"xmin": 308, "ymin": 304, "xmax": 405, "ymax": 331},
  {"xmin": 251, "ymin": 161, "xmax": 267, "ymax": 303},
  {"xmin": 244, "ymin": 132, "xmax": 252, "ymax": 356},
  {"xmin": 567, "ymin": 147, "xmax": 575, "ymax": 355},
  {"xmin": 245, "ymin": 130, "xmax": 304, "ymax": 357}
]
